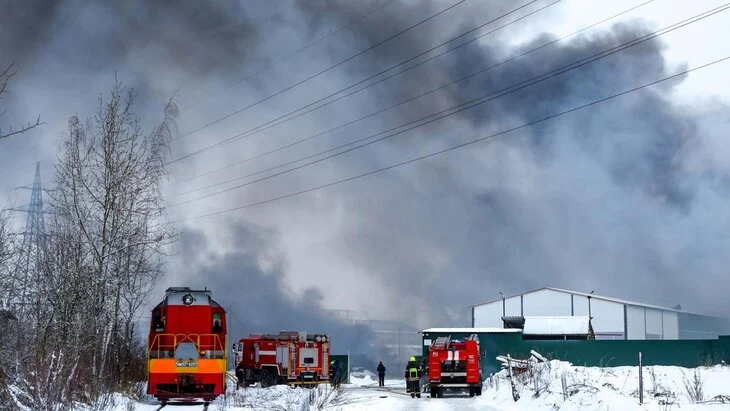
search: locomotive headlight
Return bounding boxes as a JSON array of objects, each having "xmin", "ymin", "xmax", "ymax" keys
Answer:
[{"xmin": 182, "ymin": 294, "xmax": 195, "ymax": 305}]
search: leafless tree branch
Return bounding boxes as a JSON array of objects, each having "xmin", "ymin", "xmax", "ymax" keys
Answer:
[{"xmin": 0, "ymin": 61, "xmax": 44, "ymax": 140}]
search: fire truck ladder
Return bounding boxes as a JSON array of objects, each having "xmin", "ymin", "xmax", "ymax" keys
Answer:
[{"xmin": 431, "ymin": 336, "xmax": 451, "ymax": 349}]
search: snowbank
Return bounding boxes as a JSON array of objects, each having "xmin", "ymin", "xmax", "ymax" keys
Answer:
[
  {"xmin": 46, "ymin": 362, "xmax": 730, "ymax": 410},
  {"xmin": 482, "ymin": 360, "xmax": 730, "ymax": 411}
]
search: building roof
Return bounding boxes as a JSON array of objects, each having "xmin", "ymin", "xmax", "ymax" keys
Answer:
[
  {"xmin": 470, "ymin": 287, "xmax": 706, "ymax": 316},
  {"xmin": 522, "ymin": 316, "xmax": 590, "ymax": 336},
  {"xmin": 421, "ymin": 327, "xmax": 522, "ymax": 334}
]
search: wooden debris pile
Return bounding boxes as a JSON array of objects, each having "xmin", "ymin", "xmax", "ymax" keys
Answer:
[{"xmin": 496, "ymin": 350, "xmax": 548, "ymax": 375}]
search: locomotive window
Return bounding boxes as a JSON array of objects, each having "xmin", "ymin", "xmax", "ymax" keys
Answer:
[
  {"xmin": 212, "ymin": 313, "xmax": 222, "ymax": 333},
  {"xmin": 175, "ymin": 343, "xmax": 199, "ymax": 360},
  {"xmin": 152, "ymin": 308, "xmax": 164, "ymax": 332}
]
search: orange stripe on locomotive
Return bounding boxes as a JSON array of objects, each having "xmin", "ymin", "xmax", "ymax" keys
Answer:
[{"xmin": 147, "ymin": 287, "xmax": 227, "ymax": 403}]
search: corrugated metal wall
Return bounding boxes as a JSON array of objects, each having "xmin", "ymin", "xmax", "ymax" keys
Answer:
[
  {"xmin": 420, "ymin": 331, "xmax": 730, "ymax": 376},
  {"xmin": 473, "ymin": 289, "xmax": 729, "ymax": 340}
]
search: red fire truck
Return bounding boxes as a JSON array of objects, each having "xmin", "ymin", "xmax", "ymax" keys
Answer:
[
  {"xmin": 233, "ymin": 331, "xmax": 331, "ymax": 387},
  {"xmin": 427, "ymin": 334, "xmax": 482, "ymax": 398}
]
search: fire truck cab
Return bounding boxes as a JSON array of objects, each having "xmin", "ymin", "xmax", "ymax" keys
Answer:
[
  {"xmin": 233, "ymin": 331, "xmax": 330, "ymax": 387},
  {"xmin": 427, "ymin": 334, "xmax": 482, "ymax": 398}
]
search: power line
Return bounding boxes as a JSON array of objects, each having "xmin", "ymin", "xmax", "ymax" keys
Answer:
[
  {"xmin": 171, "ymin": 0, "xmax": 655, "ymax": 191},
  {"xmin": 173, "ymin": 0, "xmax": 469, "ymax": 141},
  {"xmin": 169, "ymin": 55, "xmax": 730, "ymax": 223},
  {"xmin": 168, "ymin": 0, "xmax": 547, "ymax": 164},
  {"xmin": 180, "ymin": 0, "xmax": 400, "ymax": 110},
  {"xmin": 169, "ymin": 3, "xmax": 728, "ymax": 206}
]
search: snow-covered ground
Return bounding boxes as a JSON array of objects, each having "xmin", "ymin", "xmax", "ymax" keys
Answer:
[{"xmin": 64, "ymin": 361, "xmax": 730, "ymax": 410}]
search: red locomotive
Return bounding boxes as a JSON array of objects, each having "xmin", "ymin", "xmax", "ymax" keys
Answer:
[
  {"xmin": 147, "ymin": 287, "xmax": 227, "ymax": 404},
  {"xmin": 233, "ymin": 331, "xmax": 330, "ymax": 387},
  {"xmin": 427, "ymin": 334, "xmax": 482, "ymax": 398}
]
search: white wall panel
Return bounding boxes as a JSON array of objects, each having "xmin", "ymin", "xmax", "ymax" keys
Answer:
[
  {"xmin": 473, "ymin": 296, "xmax": 521, "ymax": 327},
  {"xmin": 475, "ymin": 290, "xmax": 689, "ymax": 340},
  {"xmin": 473, "ymin": 302, "xmax": 502, "ymax": 328},
  {"xmin": 505, "ymin": 296, "xmax": 521, "ymax": 317},
  {"xmin": 645, "ymin": 308, "xmax": 663, "ymax": 339},
  {"xmin": 573, "ymin": 295, "xmax": 589, "ymax": 317},
  {"xmin": 573, "ymin": 296, "xmax": 624, "ymax": 337},
  {"xmin": 522, "ymin": 289, "xmax": 572, "ymax": 316},
  {"xmin": 626, "ymin": 305, "xmax": 645, "ymax": 340},
  {"xmin": 662, "ymin": 311, "xmax": 679, "ymax": 340}
]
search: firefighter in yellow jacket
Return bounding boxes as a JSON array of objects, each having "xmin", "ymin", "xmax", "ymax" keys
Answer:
[{"xmin": 404, "ymin": 356, "xmax": 421, "ymax": 398}]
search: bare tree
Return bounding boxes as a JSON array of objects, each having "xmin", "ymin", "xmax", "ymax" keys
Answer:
[
  {"xmin": 0, "ymin": 62, "xmax": 42, "ymax": 139},
  {"xmin": 0, "ymin": 209, "xmax": 19, "ymax": 373},
  {"xmin": 13, "ymin": 79, "xmax": 180, "ymax": 406},
  {"xmin": 0, "ymin": 209, "xmax": 15, "ymax": 280}
]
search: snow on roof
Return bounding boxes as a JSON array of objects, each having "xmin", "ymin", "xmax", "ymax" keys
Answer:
[
  {"xmin": 522, "ymin": 316, "xmax": 590, "ymax": 335},
  {"xmin": 421, "ymin": 327, "xmax": 522, "ymax": 334}
]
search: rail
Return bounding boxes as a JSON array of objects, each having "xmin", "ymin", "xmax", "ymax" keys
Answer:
[{"xmin": 148, "ymin": 333, "xmax": 227, "ymax": 360}]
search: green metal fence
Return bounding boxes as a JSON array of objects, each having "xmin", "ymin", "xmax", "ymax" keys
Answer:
[
  {"xmin": 330, "ymin": 354, "xmax": 350, "ymax": 384},
  {"xmin": 420, "ymin": 331, "xmax": 730, "ymax": 376}
]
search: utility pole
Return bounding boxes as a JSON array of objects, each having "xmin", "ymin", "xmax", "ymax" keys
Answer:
[
  {"xmin": 499, "ymin": 291, "xmax": 506, "ymax": 327},
  {"xmin": 587, "ymin": 290, "xmax": 595, "ymax": 339},
  {"xmin": 499, "ymin": 292, "xmax": 505, "ymax": 316}
]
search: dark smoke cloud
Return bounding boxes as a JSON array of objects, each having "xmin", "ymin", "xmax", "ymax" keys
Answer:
[
  {"xmin": 173, "ymin": 223, "xmax": 374, "ymax": 360},
  {"xmin": 1, "ymin": 0, "xmax": 260, "ymax": 76},
  {"xmin": 288, "ymin": 1, "xmax": 730, "ymax": 326},
  {"xmin": 3, "ymin": 0, "xmax": 730, "ymax": 366},
  {"xmin": 446, "ymin": 23, "xmax": 695, "ymax": 206}
]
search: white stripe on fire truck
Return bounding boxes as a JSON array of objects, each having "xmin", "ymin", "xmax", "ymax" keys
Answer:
[{"xmin": 258, "ymin": 350, "xmax": 276, "ymax": 356}]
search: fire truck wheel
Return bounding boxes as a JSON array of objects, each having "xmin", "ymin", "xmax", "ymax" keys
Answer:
[{"xmin": 260, "ymin": 370, "xmax": 276, "ymax": 388}]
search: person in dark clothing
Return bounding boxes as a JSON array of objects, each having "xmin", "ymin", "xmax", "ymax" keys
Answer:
[
  {"xmin": 376, "ymin": 361, "xmax": 386, "ymax": 387},
  {"xmin": 404, "ymin": 356, "xmax": 421, "ymax": 398},
  {"xmin": 329, "ymin": 360, "xmax": 341, "ymax": 388}
]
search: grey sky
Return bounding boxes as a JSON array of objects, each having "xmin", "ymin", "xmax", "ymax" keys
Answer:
[{"xmin": 1, "ymin": 0, "xmax": 730, "ymax": 348}]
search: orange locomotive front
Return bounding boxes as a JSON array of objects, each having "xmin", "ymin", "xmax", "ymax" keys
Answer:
[{"xmin": 147, "ymin": 287, "xmax": 227, "ymax": 404}]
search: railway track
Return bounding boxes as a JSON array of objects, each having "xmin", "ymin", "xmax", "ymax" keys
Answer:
[{"xmin": 154, "ymin": 401, "xmax": 210, "ymax": 411}]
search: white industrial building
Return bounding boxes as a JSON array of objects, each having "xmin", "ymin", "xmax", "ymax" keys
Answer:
[{"xmin": 471, "ymin": 287, "xmax": 730, "ymax": 340}]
